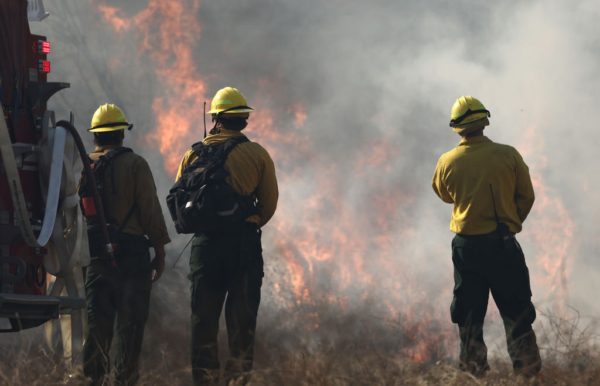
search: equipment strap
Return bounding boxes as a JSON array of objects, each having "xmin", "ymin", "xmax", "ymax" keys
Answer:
[
  {"xmin": 190, "ymin": 136, "xmax": 249, "ymax": 165},
  {"xmin": 90, "ymin": 146, "xmax": 136, "ymax": 230},
  {"xmin": 186, "ymin": 136, "xmax": 257, "ymax": 213},
  {"xmin": 118, "ymin": 203, "xmax": 138, "ymax": 233},
  {"xmin": 91, "ymin": 147, "xmax": 132, "ymax": 193},
  {"xmin": 94, "ymin": 146, "xmax": 133, "ymax": 163},
  {"xmin": 489, "ymin": 184, "xmax": 501, "ymax": 226}
]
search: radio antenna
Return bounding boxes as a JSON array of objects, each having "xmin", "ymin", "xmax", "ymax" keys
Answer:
[{"xmin": 203, "ymin": 101, "xmax": 207, "ymax": 138}]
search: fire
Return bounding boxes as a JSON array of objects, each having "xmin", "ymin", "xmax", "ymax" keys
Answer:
[
  {"xmin": 96, "ymin": 5, "xmax": 129, "ymax": 33},
  {"xmin": 93, "ymin": 0, "xmax": 575, "ymax": 365},
  {"xmin": 288, "ymin": 103, "xmax": 307, "ymax": 129},
  {"xmin": 518, "ymin": 126, "xmax": 574, "ymax": 304},
  {"xmin": 95, "ymin": 0, "xmax": 205, "ymax": 174},
  {"xmin": 354, "ymin": 139, "xmax": 398, "ymax": 176}
]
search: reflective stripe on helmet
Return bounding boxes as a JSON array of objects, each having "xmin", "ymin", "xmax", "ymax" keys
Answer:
[
  {"xmin": 90, "ymin": 104, "xmax": 133, "ymax": 132},
  {"xmin": 449, "ymin": 96, "xmax": 490, "ymax": 128},
  {"xmin": 206, "ymin": 87, "xmax": 254, "ymax": 114},
  {"xmin": 449, "ymin": 109, "xmax": 491, "ymax": 127}
]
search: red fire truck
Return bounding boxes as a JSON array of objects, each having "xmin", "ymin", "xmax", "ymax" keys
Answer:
[{"xmin": 0, "ymin": 0, "xmax": 96, "ymax": 356}]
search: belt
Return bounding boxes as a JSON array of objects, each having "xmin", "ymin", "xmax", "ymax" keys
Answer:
[
  {"xmin": 485, "ymin": 231, "xmax": 516, "ymax": 240},
  {"xmin": 458, "ymin": 232, "xmax": 516, "ymax": 239}
]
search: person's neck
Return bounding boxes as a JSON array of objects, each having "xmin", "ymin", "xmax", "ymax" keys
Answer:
[
  {"xmin": 461, "ymin": 128, "xmax": 485, "ymax": 139},
  {"xmin": 215, "ymin": 126, "xmax": 241, "ymax": 132}
]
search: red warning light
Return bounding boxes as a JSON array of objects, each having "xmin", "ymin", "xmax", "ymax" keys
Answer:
[
  {"xmin": 38, "ymin": 60, "xmax": 51, "ymax": 73},
  {"xmin": 37, "ymin": 40, "xmax": 50, "ymax": 54}
]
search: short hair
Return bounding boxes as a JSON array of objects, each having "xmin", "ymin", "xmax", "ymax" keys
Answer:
[
  {"xmin": 217, "ymin": 116, "xmax": 248, "ymax": 131},
  {"xmin": 93, "ymin": 130, "xmax": 123, "ymax": 146}
]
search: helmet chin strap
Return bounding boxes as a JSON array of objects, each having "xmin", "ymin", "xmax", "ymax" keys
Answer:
[
  {"xmin": 210, "ymin": 105, "xmax": 252, "ymax": 135},
  {"xmin": 210, "ymin": 117, "xmax": 220, "ymax": 135},
  {"xmin": 210, "ymin": 118, "xmax": 249, "ymax": 134}
]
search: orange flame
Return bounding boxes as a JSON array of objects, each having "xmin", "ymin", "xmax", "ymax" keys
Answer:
[
  {"xmin": 518, "ymin": 126, "xmax": 574, "ymax": 304},
  {"xmin": 94, "ymin": 1, "xmax": 576, "ymax": 364},
  {"xmin": 95, "ymin": 0, "xmax": 205, "ymax": 174}
]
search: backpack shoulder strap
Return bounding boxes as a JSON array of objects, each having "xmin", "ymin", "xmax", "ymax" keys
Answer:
[
  {"xmin": 90, "ymin": 147, "xmax": 136, "ymax": 217},
  {"xmin": 212, "ymin": 136, "xmax": 249, "ymax": 168},
  {"xmin": 101, "ymin": 146, "xmax": 133, "ymax": 162},
  {"xmin": 92, "ymin": 147, "xmax": 133, "ymax": 168},
  {"xmin": 117, "ymin": 202, "xmax": 138, "ymax": 233},
  {"xmin": 190, "ymin": 141, "xmax": 207, "ymax": 156},
  {"xmin": 222, "ymin": 136, "xmax": 249, "ymax": 156},
  {"xmin": 189, "ymin": 136, "xmax": 249, "ymax": 164}
]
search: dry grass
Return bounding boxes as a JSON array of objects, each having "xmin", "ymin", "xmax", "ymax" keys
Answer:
[
  {"xmin": 0, "ymin": 307, "xmax": 598, "ymax": 385},
  {"xmin": 0, "ymin": 345, "xmax": 598, "ymax": 385}
]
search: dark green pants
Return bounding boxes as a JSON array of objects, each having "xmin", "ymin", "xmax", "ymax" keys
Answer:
[
  {"xmin": 189, "ymin": 223, "xmax": 264, "ymax": 385},
  {"xmin": 451, "ymin": 234, "xmax": 541, "ymax": 375},
  {"xmin": 83, "ymin": 248, "xmax": 152, "ymax": 386}
]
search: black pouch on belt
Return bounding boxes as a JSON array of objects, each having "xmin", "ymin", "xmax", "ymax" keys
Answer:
[
  {"xmin": 111, "ymin": 230, "xmax": 151, "ymax": 278},
  {"xmin": 497, "ymin": 222, "xmax": 514, "ymax": 250},
  {"xmin": 112, "ymin": 230, "xmax": 151, "ymax": 256}
]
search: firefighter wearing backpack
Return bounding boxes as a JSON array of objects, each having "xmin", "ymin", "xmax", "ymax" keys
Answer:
[
  {"xmin": 173, "ymin": 87, "xmax": 278, "ymax": 384},
  {"xmin": 80, "ymin": 104, "xmax": 171, "ymax": 386},
  {"xmin": 432, "ymin": 96, "xmax": 541, "ymax": 378}
]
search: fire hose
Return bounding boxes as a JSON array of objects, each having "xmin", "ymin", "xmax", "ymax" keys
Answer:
[
  {"xmin": 1, "ymin": 109, "xmax": 87, "ymax": 359},
  {"xmin": 0, "ymin": 111, "xmax": 115, "ymax": 267},
  {"xmin": 1, "ymin": 108, "xmax": 114, "ymax": 360},
  {"xmin": 39, "ymin": 111, "xmax": 88, "ymax": 277},
  {"xmin": 0, "ymin": 107, "xmax": 66, "ymax": 248},
  {"xmin": 56, "ymin": 120, "xmax": 117, "ymax": 268},
  {"xmin": 43, "ymin": 120, "xmax": 117, "ymax": 361}
]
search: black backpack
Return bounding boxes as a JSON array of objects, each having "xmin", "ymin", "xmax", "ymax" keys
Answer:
[
  {"xmin": 166, "ymin": 136, "xmax": 257, "ymax": 234},
  {"xmin": 79, "ymin": 147, "xmax": 139, "ymax": 257}
]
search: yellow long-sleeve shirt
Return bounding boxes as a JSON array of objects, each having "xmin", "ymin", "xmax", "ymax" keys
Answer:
[
  {"xmin": 175, "ymin": 129, "xmax": 278, "ymax": 227},
  {"xmin": 89, "ymin": 145, "xmax": 171, "ymax": 248},
  {"xmin": 432, "ymin": 136, "xmax": 535, "ymax": 235}
]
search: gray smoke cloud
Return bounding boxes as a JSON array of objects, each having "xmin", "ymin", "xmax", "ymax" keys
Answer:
[{"xmin": 20, "ymin": 0, "xmax": 600, "ymax": 365}]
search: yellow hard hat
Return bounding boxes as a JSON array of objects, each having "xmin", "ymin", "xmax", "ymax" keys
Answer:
[
  {"xmin": 88, "ymin": 104, "xmax": 134, "ymax": 132},
  {"xmin": 206, "ymin": 87, "xmax": 254, "ymax": 115},
  {"xmin": 449, "ymin": 96, "xmax": 491, "ymax": 127}
]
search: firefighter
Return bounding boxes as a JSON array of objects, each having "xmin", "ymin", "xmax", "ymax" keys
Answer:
[
  {"xmin": 175, "ymin": 87, "xmax": 278, "ymax": 384},
  {"xmin": 432, "ymin": 96, "xmax": 541, "ymax": 377},
  {"xmin": 81, "ymin": 104, "xmax": 171, "ymax": 385}
]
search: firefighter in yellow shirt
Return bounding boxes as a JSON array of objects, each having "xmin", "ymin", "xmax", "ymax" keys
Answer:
[
  {"xmin": 175, "ymin": 87, "xmax": 278, "ymax": 385},
  {"xmin": 80, "ymin": 104, "xmax": 171, "ymax": 385},
  {"xmin": 432, "ymin": 96, "xmax": 541, "ymax": 378}
]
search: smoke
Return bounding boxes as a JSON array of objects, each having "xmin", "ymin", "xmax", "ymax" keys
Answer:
[{"xmin": 25, "ymin": 0, "xmax": 600, "ymax": 366}]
